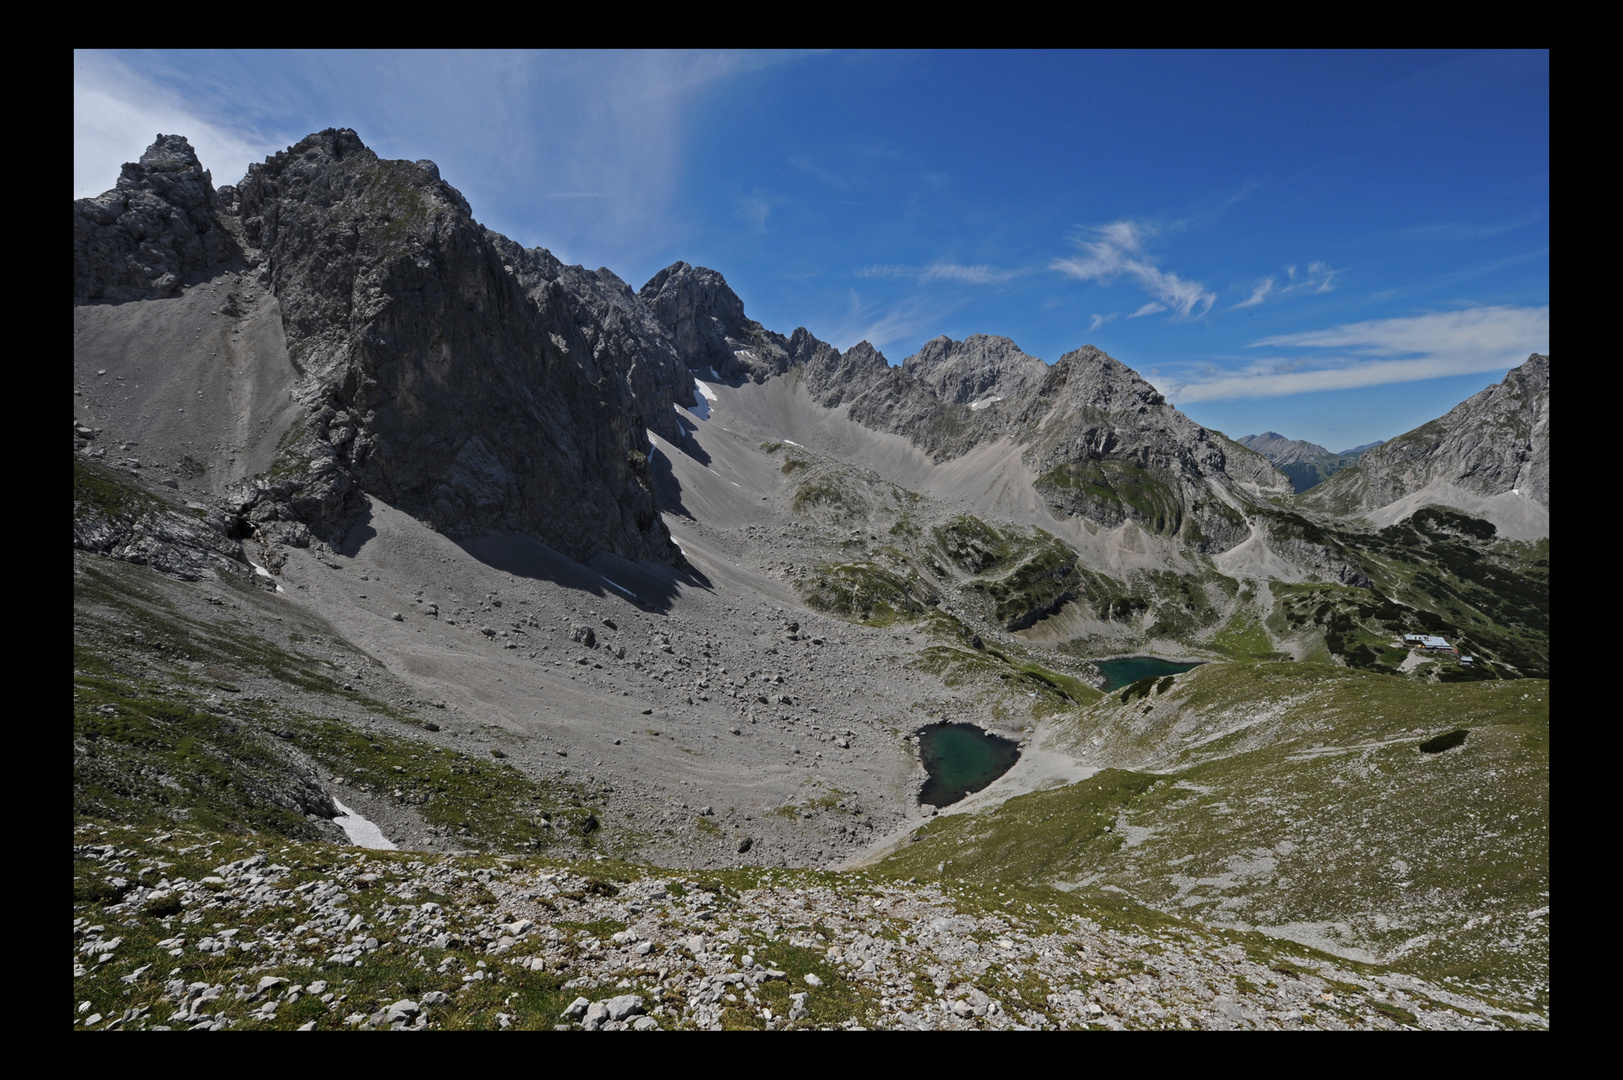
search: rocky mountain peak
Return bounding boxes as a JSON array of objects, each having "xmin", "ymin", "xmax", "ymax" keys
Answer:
[
  {"xmin": 77, "ymin": 129, "xmax": 689, "ymax": 567},
  {"xmin": 1318, "ymin": 353, "xmax": 1550, "ymax": 516},
  {"xmin": 900, "ymin": 334, "xmax": 1046, "ymax": 405},
  {"xmin": 1504, "ymin": 350, "xmax": 1549, "ymax": 398},
  {"xmin": 1038, "ymin": 345, "xmax": 1167, "ymax": 412},
  {"xmin": 75, "ymin": 133, "xmax": 239, "ymax": 302},
  {"xmin": 133, "ymin": 133, "xmax": 209, "ymax": 177},
  {"xmin": 639, "ymin": 262, "xmax": 765, "ymax": 379},
  {"xmin": 1299, "ymin": 354, "xmax": 1550, "ymax": 536}
]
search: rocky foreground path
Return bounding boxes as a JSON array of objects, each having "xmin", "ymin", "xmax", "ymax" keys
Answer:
[{"xmin": 73, "ymin": 823, "xmax": 1540, "ymax": 1031}]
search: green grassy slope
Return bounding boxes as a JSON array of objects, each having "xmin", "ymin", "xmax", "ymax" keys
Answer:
[
  {"xmin": 878, "ymin": 662, "xmax": 1548, "ymax": 1013},
  {"xmin": 75, "ymin": 554, "xmax": 615, "ymax": 857}
]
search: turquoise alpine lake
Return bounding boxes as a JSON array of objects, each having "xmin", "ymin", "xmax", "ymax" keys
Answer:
[
  {"xmin": 1094, "ymin": 656, "xmax": 1203, "ymax": 692},
  {"xmin": 917, "ymin": 723, "xmax": 1021, "ymax": 808}
]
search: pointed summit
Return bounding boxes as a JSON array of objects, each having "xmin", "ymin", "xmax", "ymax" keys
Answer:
[{"xmin": 74, "ymin": 133, "xmax": 239, "ymax": 301}]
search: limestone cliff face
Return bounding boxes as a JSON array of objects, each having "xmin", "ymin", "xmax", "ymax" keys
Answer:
[
  {"xmin": 639, "ymin": 262, "xmax": 794, "ymax": 383},
  {"xmin": 1307, "ymin": 354, "xmax": 1551, "ymax": 516},
  {"xmin": 74, "ymin": 134, "xmax": 241, "ymax": 302},
  {"xmin": 488, "ymin": 240, "xmax": 694, "ymax": 446},
  {"xmin": 79, "ymin": 130, "xmax": 686, "ymax": 565}
]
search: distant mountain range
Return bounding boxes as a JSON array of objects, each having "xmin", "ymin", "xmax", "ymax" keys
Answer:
[{"xmin": 1237, "ymin": 432, "xmax": 1384, "ymax": 494}]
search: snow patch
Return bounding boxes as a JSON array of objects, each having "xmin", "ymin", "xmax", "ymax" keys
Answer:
[
  {"xmin": 683, "ymin": 378, "xmax": 717, "ymax": 421},
  {"xmin": 331, "ymin": 797, "xmax": 395, "ymax": 850},
  {"xmin": 969, "ymin": 395, "xmax": 1003, "ymax": 411},
  {"xmin": 247, "ymin": 560, "xmax": 285, "ymax": 593},
  {"xmin": 599, "ymin": 575, "xmax": 641, "ymax": 602}
]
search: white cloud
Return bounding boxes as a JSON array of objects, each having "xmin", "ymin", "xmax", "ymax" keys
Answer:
[
  {"xmin": 1129, "ymin": 302, "xmax": 1167, "ymax": 318},
  {"xmin": 1051, "ymin": 221, "xmax": 1214, "ymax": 319},
  {"xmin": 1165, "ymin": 305, "xmax": 1549, "ymax": 402},
  {"xmin": 1232, "ymin": 262, "xmax": 1339, "ymax": 309},
  {"xmin": 1088, "ymin": 312, "xmax": 1117, "ymax": 332},
  {"xmin": 923, "ymin": 263, "xmax": 1013, "ymax": 285},
  {"xmin": 74, "ymin": 51, "xmax": 282, "ymax": 198},
  {"xmin": 1235, "ymin": 277, "xmax": 1275, "ymax": 308},
  {"xmin": 856, "ymin": 262, "xmax": 1016, "ymax": 285},
  {"xmin": 1294, "ymin": 261, "xmax": 1339, "ymax": 294},
  {"xmin": 825, "ymin": 290, "xmax": 964, "ymax": 355}
]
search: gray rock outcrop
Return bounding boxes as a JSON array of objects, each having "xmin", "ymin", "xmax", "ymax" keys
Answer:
[
  {"xmin": 1017, "ymin": 346, "xmax": 1290, "ymax": 549},
  {"xmin": 73, "ymin": 458, "xmax": 249, "ymax": 583},
  {"xmin": 901, "ymin": 334, "xmax": 1047, "ymax": 405},
  {"xmin": 1305, "ymin": 354, "xmax": 1550, "ymax": 516},
  {"xmin": 74, "ymin": 134, "xmax": 241, "ymax": 302},
  {"xmin": 81, "ymin": 129, "xmax": 688, "ymax": 565},
  {"xmin": 642, "ymin": 263, "xmax": 1292, "ymax": 550},
  {"xmin": 639, "ymin": 261, "xmax": 794, "ymax": 382},
  {"xmin": 73, "ymin": 130, "xmax": 1304, "ymax": 566}
]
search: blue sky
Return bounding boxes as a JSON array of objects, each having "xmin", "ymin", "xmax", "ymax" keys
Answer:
[{"xmin": 74, "ymin": 50, "xmax": 1548, "ymax": 451}]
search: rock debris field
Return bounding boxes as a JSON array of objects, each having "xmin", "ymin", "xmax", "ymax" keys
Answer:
[{"xmin": 73, "ymin": 824, "xmax": 1532, "ymax": 1031}]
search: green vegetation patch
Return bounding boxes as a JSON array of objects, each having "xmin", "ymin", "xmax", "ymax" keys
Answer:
[
  {"xmin": 878, "ymin": 769, "xmax": 1160, "ymax": 885},
  {"xmin": 969, "ymin": 531, "xmax": 1082, "ymax": 631},
  {"xmin": 1140, "ymin": 569, "xmax": 1227, "ymax": 640},
  {"xmin": 1037, "ymin": 460, "xmax": 1183, "ymax": 533},
  {"xmin": 288, "ymin": 720, "xmax": 599, "ymax": 853},
  {"xmin": 911, "ymin": 646, "xmax": 1100, "ymax": 707},
  {"xmin": 1207, "ymin": 610, "xmax": 1290, "ymax": 661},
  {"xmin": 1260, "ymin": 504, "xmax": 1547, "ymax": 679},
  {"xmin": 74, "ymin": 555, "xmax": 609, "ymax": 855},
  {"xmin": 75, "ymin": 673, "xmax": 324, "ymax": 839},
  {"xmin": 874, "ymin": 664, "xmax": 1548, "ymax": 1010},
  {"xmin": 798, "ymin": 562, "xmax": 936, "ymax": 625},
  {"xmin": 1052, "ymin": 664, "xmax": 1548, "ymax": 1010},
  {"xmin": 791, "ymin": 477, "xmax": 864, "ymax": 518},
  {"xmin": 932, "ymin": 516, "xmax": 1025, "ymax": 575}
]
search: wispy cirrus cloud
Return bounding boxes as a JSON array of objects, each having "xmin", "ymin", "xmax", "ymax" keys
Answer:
[
  {"xmin": 1051, "ymin": 221, "xmax": 1215, "ymax": 320},
  {"xmin": 1233, "ymin": 261, "xmax": 1339, "ymax": 308},
  {"xmin": 856, "ymin": 262, "xmax": 1018, "ymax": 285},
  {"xmin": 1235, "ymin": 278, "xmax": 1276, "ymax": 308},
  {"xmin": 1088, "ymin": 312, "xmax": 1117, "ymax": 332},
  {"xmin": 1162, "ymin": 305, "xmax": 1548, "ymax": 402},
  {"xmin": 824, "ymin": 291, "xmax": 949, "ymax": 355}
]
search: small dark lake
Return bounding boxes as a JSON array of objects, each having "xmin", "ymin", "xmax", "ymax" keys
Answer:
[
  {"xmin": 1094, "ymin": 656, "xmax": 1203, "ymax": 692},
  {"xmin": 917, "ymin": 723, "xmax": 1021, "ymax": 808}
]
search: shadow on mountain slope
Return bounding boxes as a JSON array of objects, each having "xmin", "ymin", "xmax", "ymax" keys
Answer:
[{"xmin": 453, "ymin": 532, "xmax": 704, "ymax": 612}]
